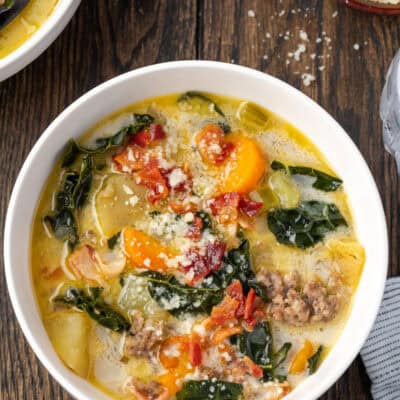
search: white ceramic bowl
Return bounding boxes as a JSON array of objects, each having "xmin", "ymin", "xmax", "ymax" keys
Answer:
[
  {"xmin": 4, "ymin": 61, "xmax": 388, "ymax": 400},
  {"xmin": 0, "ymin": 0, "xmax": 81, "ymax": 81}
]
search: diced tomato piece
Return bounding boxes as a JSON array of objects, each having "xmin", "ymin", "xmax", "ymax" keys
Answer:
[
  {"xmin": 189, "ymin": 333, "xmax": 202, "ymax": 367},
  {"xmin": 134, "ymin": 167, "xmax": 169, "ymax": 203},
  {"xmin": 130, "ymin": 124, "xmax": 167, "ymax": 148},
  {"xmin": 195, "ymin": 124, "xmax": 235, "ymax": 165},
  {"xmin": 239, "ymin": 196, "xmax": 263, "ymax": 217},
  {"xmin": 186, "ymin": 216, "xmax": 203, "ymax": 240},
  {"xmin": 161, "ymin": 167, "xmax": 192, "ymax": 193},
  {"xmin": 243, "ymin": 357, "xmax": 264, "ymax": 379},
  {"xmin": 181, "ymin": 241, "xmax": 226, "ymax": 285},
  {"xmin": 244, "ymin": 288, "xmax": 256, "ymax": 327},
  {"xmin": 209, "ymin": 192, "xmax": 241, "ymax": 223},
  {"xmin": 182, "ymin": 243, "xmax": 226, "ymax": 284},
  {"xmin": 211, "ymin": 296, "xmax": 240, "ymax": 325},
  {"xmin": 209, "ymin": 192, "xmax": 263, "ymax": 223},
  {"xmin": 169, "ymin": 201, "xmax": 197, "ymax": 214},
  {"xmin": 150, "ymin": 123, "xmax": 167, "ymax": 140},
  {"xmin": 113, "ymin": 144, "xmax": 154, "ymax": 173},
  {"xmin": 131, "ymin": 130, "xmax": 151, "ymax": 147},
  {"xmin": 226, "ymin": 280, "xmax": 245, "ymax": 318}
]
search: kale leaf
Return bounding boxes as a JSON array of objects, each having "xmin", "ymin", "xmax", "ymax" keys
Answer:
[
  {"xmin": 44, "ymin": 155, "xmax": 94, "ymax": 248},
  {"xmin": 176, "ymin": 380, "xmax": 243, "ymax": 400},
  {"xmin": 62, "ymin": 114, "xmax": 154, "ymax": 167},
  {"xmin": 267, "ymin": 201, "xmax": 347, "ymax": 249},
  {"xmin": 307, "ymin": 345, "xmax": 323, "ymax": 374},
  {"xmin": 43, "ymin": 209, "xmax": 79, "ymax": 248},
  {"xmin": 72, "ymin": 155, "xmax": 93, "ymax": 209},
  {"xmin": 231, "ymin": 321, "xmax": 291, "ymax": 382},
  {"xmin": 178, "ymin": 91, "xmax": 231, "ymax": 133},
  {"xmin": 271, "ymin": 160, "xmax": 342, "ymax": 192},
  {"xmin": 139, "ymin": 271, "xmax": 224, "ymax": 317},
  {"xmin": 55, "ymin": 171, "xmax": 79, "ymax": 210},
  {"xmin": 107, "ymin": 231, "xmax": 121, "ymax": 250},
  {"xmin": 54, "ymin": 287, "xmax": 130, "ymax": 333},
  {"xmin": 204, "ymin": 239, "xmax": 268, "ymax": 301}
]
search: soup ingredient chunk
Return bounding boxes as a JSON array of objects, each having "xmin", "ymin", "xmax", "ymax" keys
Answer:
[
  {"xmin": 124, "ymin": 310, "xmax": 165, "ymax": 358},
  {"xmin": 140, "ymin": 271, "xmax": 224, "ymax": 317},
  {"xmin": 195, "ymin": 124, "xmax": 234, "ymax": 165},
  {"xmin": 267, "ymin": 201, "xmax": 347, "ymax": 249},
  {"xmin": 257, "ymin": 271, "xmax": 339, "ymax": 325},
  {"xmin": 176, "ymin": 380, "xmax": 243, "ymax": 400},
  {"xmin": 271, "ymin": 160, "xmax": 343, "ymax": 192},
  {"xmin": 54, "ymin": 287, "xmax": 130, "ymax": 332},
  {"xmin": 219, "ymin": 134, "xmax": 266, "ymax": 194},
  {"xmin": 130, "ymin": 379, "xmax": 169, "ymax": 400},
  {"xmin": 46, "ymin": 311, "xmax": 90, "ymax": 377},
  {"xmin": 123, "ymin": 227, "xmax": 174, "ymax": 271}
]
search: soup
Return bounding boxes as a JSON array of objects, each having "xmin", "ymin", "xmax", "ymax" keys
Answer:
[
  {"xmin": 0, "ymin": 0, "xmax": 58, "ymax": 59},
  {"xmin": 31, "ymin": 92, "xmax": 365, "ymax": 400}
]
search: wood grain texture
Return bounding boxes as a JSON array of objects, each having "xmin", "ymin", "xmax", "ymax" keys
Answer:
[{"xmin": 0, "ymin": 0, "xmax": 399, "ymax": 399}]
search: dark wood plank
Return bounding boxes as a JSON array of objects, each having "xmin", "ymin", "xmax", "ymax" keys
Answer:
[
  {"xmin": 1, "ymin": 1, "xmax": 399, "ymax": 399},
  {"xmin": 0, "ymin": 1, "xmax": 197, "ymax": 399},
  {"xmin": 199, "ymin": 1, "xmax": 399, "ymax": 400}
]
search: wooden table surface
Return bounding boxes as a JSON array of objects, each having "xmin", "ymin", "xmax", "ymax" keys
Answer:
[{"xmin": 1, "ymin": 1, "xmax": 399, "ymax": 399}]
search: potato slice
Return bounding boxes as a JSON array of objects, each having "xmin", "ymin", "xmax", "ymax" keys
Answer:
[
  {"xmin": 269, "ymin": 171, "xmax": 300, "ymax": 208},
  {"xmin": 326, "ymin": 238, "xmax": 365, "ymax": 289},
  {"xmin": 45, "ymin": 311, "xmax": 90, "ymax": 377}
]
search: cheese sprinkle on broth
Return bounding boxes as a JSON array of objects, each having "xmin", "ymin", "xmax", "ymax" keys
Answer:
[{"xmin": 32, "ymin": 92, "xmax": 364, "ymax": 400}]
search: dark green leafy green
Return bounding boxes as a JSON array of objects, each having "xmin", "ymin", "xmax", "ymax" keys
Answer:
[
  {"xmin": 55, "ymin": 171, "xmax": 79, "ymax": 210},
  {"xmin": 43, "ymin": 210, "xmax": 79, "ymax": 248},
  {"xmin": 107, "ymin": 231, "xmax": 121, "ymax": 250},
  {"xmin": 176, "ymin": 380, "xmax": 243, "ymax": 400},
  {"xmin": 72, "ymin": 155, "xmax": 93, "ymax": 209},
  {"xmin": 271, "ymin": 160, "xmax": 342, "ymax": 192},
  {"xmin": 139, "ymin": 271, "xmax": 224, "ymax": 317},
  {"xmin": 44, "ymin": 156, "xmax": 94, "ymax": 248},
  {"xmin": 195, "ymin": 211, "xmax": 213, "ymax": 231},
  {"xmin": 178, "ymin": 91, "xmax": 231, "ymax": 133},
  {"xmin": 267, "ymin": 201, "xmax": 347, "ymax": 249},
  {"xmin": 0, "ymin": 0, "xmax": 14, "ymax": 14},
  {"xmin": 231, "ymin": 321, "xmax": 291, "ymax": 382},
  {"xmin": 54, "ymin": 287, "xmax": 130, "ymax": 333},
  {"xmin": 307, "ymin": 345, "xmax": 323, "ymax": 374},
  {"xmin": 61, "ymin": 114, "xmax": 154, "ymax": 167},
  {"xmin": 204, "ymin": 239, "xmax": 268, "ymax": 301}
]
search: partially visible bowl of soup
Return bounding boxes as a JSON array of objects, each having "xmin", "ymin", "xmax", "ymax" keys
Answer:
[
  {"xmin": 0, "ymin": 0, "xmax": 81, "ymax": 81},
  {"xmin": 4, "ymin": 61, "xmax": 388, "ymax": 400}
]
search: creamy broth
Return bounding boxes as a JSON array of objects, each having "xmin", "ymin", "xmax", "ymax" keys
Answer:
[
  {"xmin": 31, "ymin": 93, "xmax": 364, "ymax": 400},
  {"xmin": 0, "ymin": 0, "xmax": 58, "ymax": 58}
]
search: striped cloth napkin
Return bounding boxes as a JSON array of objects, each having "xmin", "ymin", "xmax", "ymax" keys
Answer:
[{"xmin": 360, "ymin": 277, "xmax": 400, "ymax": 400}]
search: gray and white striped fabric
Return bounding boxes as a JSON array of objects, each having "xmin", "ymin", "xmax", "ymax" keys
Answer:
[{"xmin": 361, "ymin": 277, "xmax": 400, "ymax": 400}]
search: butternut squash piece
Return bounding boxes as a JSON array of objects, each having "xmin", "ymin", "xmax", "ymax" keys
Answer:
[
  {"xmin": 219, "ymin": 134, "xmax": 266, "ymax": 194},
  {"xmin": 123, "ymin": 227, "xmax": 175, "ymax": 271},
  {"xmin": 289, "ymin": 339, "xmax": 314, "ymax": 374}
]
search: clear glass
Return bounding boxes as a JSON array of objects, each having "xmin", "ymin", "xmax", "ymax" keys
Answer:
[{"xmin": 381, "ymin": 49, "xmax": 400, "ymax": 174}]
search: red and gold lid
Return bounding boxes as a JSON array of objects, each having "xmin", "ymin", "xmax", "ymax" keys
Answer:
[{"xmin": 340, "ymin": 0, "xmax": 400, "ymax": 14}]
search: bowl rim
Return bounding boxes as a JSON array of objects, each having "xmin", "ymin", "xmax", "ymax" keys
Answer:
[
  {"xmin": 0, "ymin": 0, "xmax": 81, "ymax": 81},
  {"xmin": 4, "ymin": 60, "xmax": 388, "ymax": 400}
]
